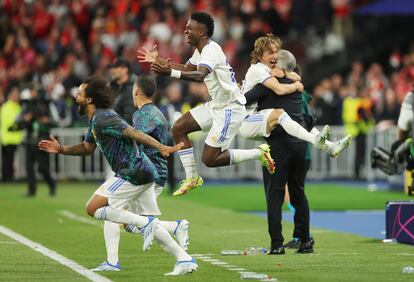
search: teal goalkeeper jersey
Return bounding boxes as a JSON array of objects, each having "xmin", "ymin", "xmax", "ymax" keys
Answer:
[
  {"xmin": 133, "ymin": 103, "xmax": 168, "ymax": 187},
  {"xmin": 84, "ymin": 108, "xmax": 157, "ymax": 185}
]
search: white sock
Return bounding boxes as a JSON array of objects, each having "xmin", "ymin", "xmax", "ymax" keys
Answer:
[
  {"xmin": 104, "ymin": 221, "xmax": 120, "ymax": 265},
  {"xmin": 279, "ymin": 112, "xmax": 318, "ymax": 145},
  {"xmin": 125, "ymin": 224, "xmax": 141, "ymax": 234},
  {"xmin": 310, "ymin": 127, "xmax": 333, "ymax": 149},
  {"xmin": 229, "ymin": 149, "xmax": 260, "ymax": 164},
  {"xmin": 94, "ymin": 206, "xmax": 148, "ymax": 227},
  {"xmin": 310, "ymin": 127, "xmax": 319, "ymax": 135},
  {"xmin": 154, "ymin": 225, "xmax": 191, "ymax": 261},
  {"xmin": 125, "ymin": 220, "xmax": 177, "ymax": 235},
  {"xmin": 159, "ymin": 220, "xmax": 178, "ymax": 234},
  {"xmin": 178, "ymin": 148, "xmax": 198, "ymax": 178}
]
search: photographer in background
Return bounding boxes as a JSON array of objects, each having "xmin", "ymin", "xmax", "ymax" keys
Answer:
[
  {"xmin": 371, "ymin": 89, "xmax": 414, "ymax": 195},
  {"xmin": 10, "ymin": 87, "xmax": 56, "ymax": 197}
]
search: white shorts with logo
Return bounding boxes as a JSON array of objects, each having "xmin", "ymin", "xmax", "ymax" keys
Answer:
[
  {"xmin": 239, "ymin": 109, "xmax": 273, "ymax": 140},
  {"xmin": 94, "ymin": 177, "xmax": 161, "ymax": 216},
  {"xmin": 190, "ymin": 101, "xmax": 246, "ymax": 151}
]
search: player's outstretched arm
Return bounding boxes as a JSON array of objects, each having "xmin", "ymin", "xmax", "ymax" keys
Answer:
[
  {"xmin": 123, "ymin": 126, "xmax": 184, "ymax": 158},
  {"xmin": 38, "ymin": 135, "xmax": 95, "ymax": 156},
  {"xmin": 137, "ymin": 45, "xmax": 188, "ymax": 71},
  {"xmin": 151, "ymin": 59, "xmax": 208, "ymax": 82}
]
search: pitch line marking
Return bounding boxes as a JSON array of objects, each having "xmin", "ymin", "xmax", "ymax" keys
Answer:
[
  {"xmin": 192, "ymin": 253, "xmax": 275, "ymax": 280},
  {"xmin": 58, "ymin": 210, "xmax": 102, "ymax": 226},
  {"xmin": 0, "ymin": 225, "xmax": 113, "ymax": 282}
]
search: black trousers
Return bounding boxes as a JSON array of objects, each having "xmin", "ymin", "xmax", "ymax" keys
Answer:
[
  {"xmin": 25, "ymin": 144, "xmax": 56, "ymax": 196},
  {"xmin": 354, "ymin": 133, "xmax": 366, "ymax": 179},
  {"xmin": 292, "ymin": 159, "xmax": 310, "ymax": 239},
  {"xmin": 2, "ymin": 145, "xmax": 17, "ymax": 181},
  {"xmin": 263, "ymin": 141, "xmax": 309, "ymax": 249}
]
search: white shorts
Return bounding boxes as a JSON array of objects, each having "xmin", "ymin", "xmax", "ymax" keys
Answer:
[
  {"xmin": 127, "ymin": 183, "xmax": 164, "ymax": 216},
  {"xmin": 94, "ymin": 177, "xmax": 161, "ymax": 216},
  {"xmin": 239, "ymin": 109, "xmax": 273, "ymax": 140},
  {"xmin": 190, "ymin": 101, "xmax": 246, "ymax": 151}
]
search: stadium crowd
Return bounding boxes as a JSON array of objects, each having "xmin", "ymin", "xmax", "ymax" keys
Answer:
[{"xmin": 0, "ymin": 0, "xmax": 413, "ymax": 181}]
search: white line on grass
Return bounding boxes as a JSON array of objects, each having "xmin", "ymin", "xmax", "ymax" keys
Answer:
[
  {"xmin": 58, "ymin": 211, "xmax": 276, "ymax": 280},
  {"xmin": 58, "ymin": 210, "xmax": 102, "ymax": 227},
  {"xmin": 0, "ymin": 240, "xmax": 18, "ymax": 244},
  {"xmin": 191, "ymin": 253, "xmax": 275, "ymax": 281},
  {"xmin": 0, "ymin": 225, "xmax": 113, "ymax": 282}
]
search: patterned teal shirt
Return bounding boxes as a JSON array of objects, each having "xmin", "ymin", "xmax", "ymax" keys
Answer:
[
  {"xmin": 133, "ymin": 103, "xmax": 168, "ymax": 186},
  {"xmin": 84, "ymin": 108, "xmax": 157, "ymax": 185}
]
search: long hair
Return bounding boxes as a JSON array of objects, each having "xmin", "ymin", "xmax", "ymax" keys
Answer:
[
  {"xmin": 84, "ymin": 76, "xmax": 115, "ymax": 108},
  {"xmin": 250, "ymin": 34, "xmax": 282, "ymax": 64}
]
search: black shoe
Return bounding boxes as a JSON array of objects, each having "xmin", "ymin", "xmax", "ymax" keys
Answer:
[
  {"xmin": 267, "ymin": 246, "xmax": 285, "ymax": 255},
  {"xmin": 23, "ymin": 193, "xmax": 35, "ymax": 198},
  {"xmin": 309, "ymin": 237, "xmax": 315, "ymax": 246},
  {"xmin": 296, "ymin": 240, "xmax": 313, "ymax": 254},
  {"xmin": 283, "ymin": 239, "xmax": 301, "ymax": 249}
]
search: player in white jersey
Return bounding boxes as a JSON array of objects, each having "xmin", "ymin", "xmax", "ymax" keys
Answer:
[
  {"xmin": 138, "ymin": 12, "xmax": 275, "ymax": 196},
  {"xmin": 239, "ymin": 35, "xmax": 351, "ymax": 157}
]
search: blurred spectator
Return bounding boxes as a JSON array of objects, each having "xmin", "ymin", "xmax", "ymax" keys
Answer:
[
  {"xmin": 374, "ymin": 88, "xmax": 400, "ymax": 132},
  {"xmin": 108, "ymin": 57, "xmax": 136, "ymax": 125},
  {"xmin": 312, "ymin": 77, "xmax": 342, "ymax": 125},
  {"xmin": 0, "ymin": 87, "xmax": 23, "ymax": 181},
  {"xmin": 342, "ymin": 86, "xmax": 374, "ymax": 179},
  {"xmin": 10, "ymin": 87, "xmax": 56, "ymax": 197}
]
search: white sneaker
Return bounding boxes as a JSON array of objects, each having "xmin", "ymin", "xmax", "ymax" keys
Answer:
[
  {"xmin": 91, "ymin": 261, "xmax": 122, "ymax": 272},
  {"xmin": 142, "ymin": 217, "xmax": 159, "ymax": 252},
  {"xmin": 328, "ymin": 135, "xmax": 352, "ymax": 158},
  {"xmin": 174, "ymin": 220, "xmax": 190, "ymax": 251},
  {"xmin": 165, "ymin": 258, "xmax": 198, "ymax": 276},
  {"xmin": 316, "ymin": 125, "xmax": 330, "ymax": 151}
]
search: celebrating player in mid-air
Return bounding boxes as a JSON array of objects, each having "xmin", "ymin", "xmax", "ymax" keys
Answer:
[{"xmin": 138, "ymin": 11, "xmax": 275, "ymax": 196}]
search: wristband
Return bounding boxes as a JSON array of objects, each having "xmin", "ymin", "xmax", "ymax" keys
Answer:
[
  {"xmin": 170, "ymin": 69, "xmax": 181, "ymax": 79},
  {"xmin": 59, "ymin": 144, "xmax": 63, "ymax": 154}
]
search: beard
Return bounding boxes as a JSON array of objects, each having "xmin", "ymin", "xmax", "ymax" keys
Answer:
[{"xmin": 78, "ymin": 104, "xmax": 86, "ymax": 115}]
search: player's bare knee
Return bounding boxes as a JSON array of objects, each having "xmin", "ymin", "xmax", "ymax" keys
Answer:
[
  {"xmin": 86, "ymin": 203, "xmax": 97, "ymax": 217},
  {"xmin": 201, "ymin": 154, "xmax": 216, "ymax": 167}
]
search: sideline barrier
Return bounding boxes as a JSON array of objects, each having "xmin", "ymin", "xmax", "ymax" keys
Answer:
[{"xmin": 0, "ymin": 126, "xmax": 397, "ymax": 181}]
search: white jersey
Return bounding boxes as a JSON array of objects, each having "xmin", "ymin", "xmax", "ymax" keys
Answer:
[
  {"xmin": 188, "ymin": 40, "xmax": 246, "ymax": 109},
  {"xmin": 240, "ymin": 62, "xmax": 272, "ymax": 114},
  {"xmin": 398, "ymin": 91, "xmax": 413, "ymax": 132}
]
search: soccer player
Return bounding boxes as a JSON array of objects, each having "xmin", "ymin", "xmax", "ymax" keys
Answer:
[
  {"xmin": 38, "ymin": 77, "xmax": 198, "ymax": 275},
  {"xmin": 93, "ymin": 75, "xmax": 190, "ymax": 271},
  {"xmin": 239, "ymin": 36, "xmax": 352, "ymax": 156},
  {"xmin": 137, "ymin": 11, "xmax": 275, "ymax": 196}
]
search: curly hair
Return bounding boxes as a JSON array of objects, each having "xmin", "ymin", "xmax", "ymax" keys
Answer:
[
  {"xmin": 191, "ymin": 11, "xmax": 214, "ymax": 38},
  {"xmin": 84, "ymin": 76, "xmax": 115, "ymax": 109},
  {"xmin": 250, "ymin": 34, "xmax": 282, "ymax": 64}
]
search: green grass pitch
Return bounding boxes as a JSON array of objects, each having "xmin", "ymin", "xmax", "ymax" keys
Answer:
[{"xmin": 0, "ymin": 182, "xmax": 413, "ymax": 282}]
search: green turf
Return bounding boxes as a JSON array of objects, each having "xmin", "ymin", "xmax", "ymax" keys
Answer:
[
  {"xmin": 0, "ymin": 182, "xmax": 413, "ymax": 282},
  {"xmin": 171, "ymin": 182, "xmax": 412, "ymax": 211}
]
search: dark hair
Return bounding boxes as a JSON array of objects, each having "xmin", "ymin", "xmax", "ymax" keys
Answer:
[
  {"xmin": 135, "ymin": 75, "xmax": 156, "ymax": 98},
  {"xmin": 191, "ymin": 12, "xmax": 214, "ymax": 38},
  {"xmin": 84, "ymin": 76, "xmax": 115, "ymax": 108}
]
